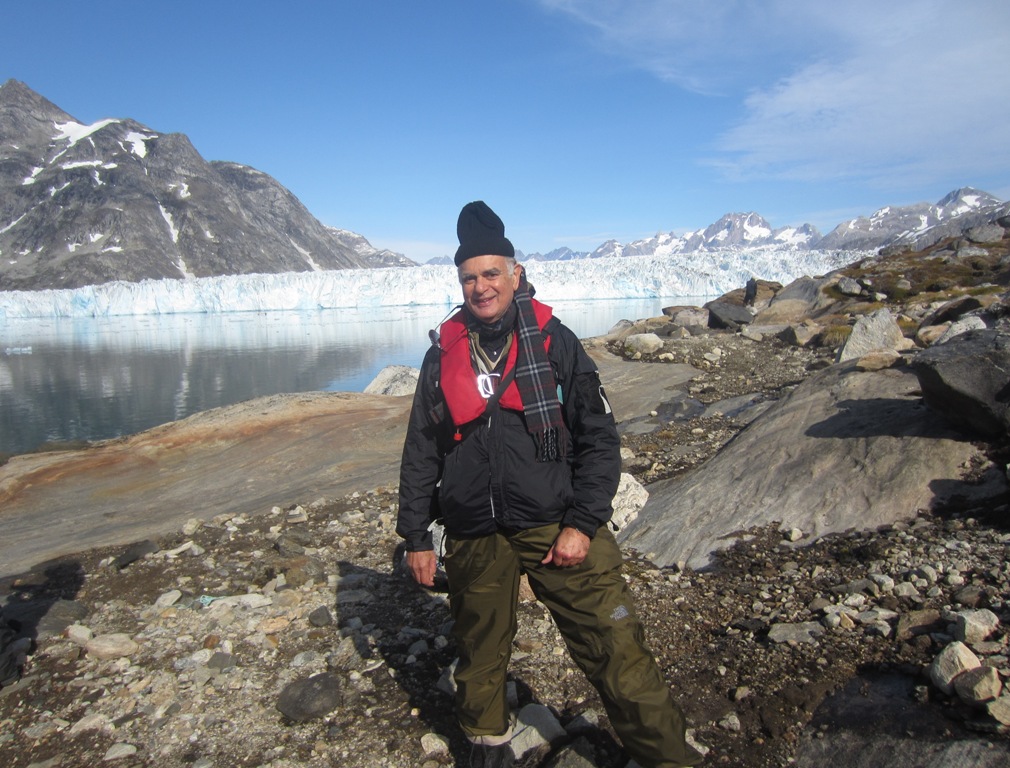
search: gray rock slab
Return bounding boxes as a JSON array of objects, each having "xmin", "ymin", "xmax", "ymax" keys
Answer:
[
  {"xmin": 619, "ymin": 363, "xmax": 1005, "ymax": 570},
  {"xmin": 0, "ymin": 392, "xmax": 412, "ymax": 578},
  {"xmin": 588, "ymin": 346, "xmax": 700, "ymax": 422},
  {"xmin": 794, "ymin": 673, "xmax": 1010, "ymax": 768}
]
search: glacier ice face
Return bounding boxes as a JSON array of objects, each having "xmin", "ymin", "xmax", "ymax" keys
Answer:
[{"xmin": 0, "ymin": 246, "xmax": 860, "ymax": 320}]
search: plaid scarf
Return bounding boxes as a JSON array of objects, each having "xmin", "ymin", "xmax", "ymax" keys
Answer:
[{"xmin": 514, "ymin": 268, "xmax": 566, "ymax": 461}]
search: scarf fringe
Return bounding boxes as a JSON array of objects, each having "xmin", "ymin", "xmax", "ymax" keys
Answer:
[{"xmin": 535, "ymin": 427, "xmax": 562, "ymax": 462}]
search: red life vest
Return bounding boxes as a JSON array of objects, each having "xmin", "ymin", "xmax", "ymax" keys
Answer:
[{"xmin": 439, "ymin": 300, "xmax": 554, "ymax": 428}]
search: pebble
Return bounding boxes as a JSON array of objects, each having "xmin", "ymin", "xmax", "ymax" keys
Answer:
[
  {"xmin": 276, "ymin": 673, "xmax": 343, "ymax": 722},
  {"xmin": 85, "ymin": 633, "xmax": 139, "ymax": 660},
  {"xmin": 103, "ymin": 743, "xmax": 138, "ymax": 761}
]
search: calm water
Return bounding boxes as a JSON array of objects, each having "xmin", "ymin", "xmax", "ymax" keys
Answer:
[{"xmin": 0, "ymin": 298, "xmax": 689, "ymax": 455}]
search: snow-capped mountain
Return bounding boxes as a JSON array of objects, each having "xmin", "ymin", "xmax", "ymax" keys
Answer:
[
  {"xmin": 523, "ymin": 191, "xmax": 1006, "ymax": 264},
  {"xmin": 0, "ymin": 80, "xmax": 409, "ymax": 291},
  {"xmin": 816, "ymin": 187, "xmax": 1007, "ymax": 251},
  {"xmin": 523, "ymin": 214, "xmax": 823, "ymax": 262},
  {"xmin": 0, "ymin": 246, "xmax": 859, "ymax": 319},
  {"xmin": 3, "ymin": 81, "xmax": 1005, "ymax": 293},
  {"xmin": 325, "ymin": 227, "xmax": 414, "ymax": 268}
]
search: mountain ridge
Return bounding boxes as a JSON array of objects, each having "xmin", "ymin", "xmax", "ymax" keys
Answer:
[
  {"xmin": 0, "ymin": 80, "xmax": 408, "ymax": 291},
  {"xmin": 3, "ymin": 80, "xmax": 1007, "ymax": 286},
  {"xmin": 423, "ymin": 187, "xmax": 1007, "ymax": 265}
]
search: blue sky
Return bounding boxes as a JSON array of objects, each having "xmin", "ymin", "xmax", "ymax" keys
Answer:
[{"xmin": 5, "ymin": 1, "xmax": 1009, "ymax": 262}]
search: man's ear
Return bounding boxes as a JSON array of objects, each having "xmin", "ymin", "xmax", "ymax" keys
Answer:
[{"xmin": 511, "ymin": 264, "xmax": 522, "ymax": 289}]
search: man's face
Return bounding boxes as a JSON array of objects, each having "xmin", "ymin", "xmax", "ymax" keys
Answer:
[{"xmin": 458, "ymin": 255, "xmax": 521, "ymax": 324}]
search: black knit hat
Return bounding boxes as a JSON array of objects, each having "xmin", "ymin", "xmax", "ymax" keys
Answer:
[{"xmin": 453, "ymin": 201, "xmax": 515, "ymax": 266}]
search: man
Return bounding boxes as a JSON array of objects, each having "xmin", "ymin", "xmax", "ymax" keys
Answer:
[{"xmin": 397, "ymin": 201, "xmax": 702, "ymax": 768}]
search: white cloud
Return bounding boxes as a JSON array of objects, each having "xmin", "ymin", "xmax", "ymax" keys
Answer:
[
  {"xmin": 538, "ymin": 1, "xmax": 1010, "ymax": 188},
  {"xmin": 715, "ymin": 4, "xmax": 1010, "ymax": 186},
  {"xmin": 537, "ymin": 0, "xmax": 836, "ymax": 93}
]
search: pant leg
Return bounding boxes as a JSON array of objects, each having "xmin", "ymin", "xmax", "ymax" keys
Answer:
[
  {"xmin": 512, "ymin": 524, "xmax": 703, "ymax": 768},
  {"xmin": 0, "ymin": 608, "xmax": 19, "ymax": 685},
  {"xmin": 443, "ymin": 532, "xmax": 521, "ymax": 738}
]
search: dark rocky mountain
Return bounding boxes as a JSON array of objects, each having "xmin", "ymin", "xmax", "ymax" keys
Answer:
[
  {"xmin": 0, "ymin": 80, "xmax": 409, "ymax": 291},
  {"xmin": 5, "ymin": 81, "xmax": 1005, "ymax": 283}
]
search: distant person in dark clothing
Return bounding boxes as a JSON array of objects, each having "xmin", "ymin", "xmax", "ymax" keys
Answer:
[
  {"xmin": 397, "ymin": 201, "xmax": 703, "ymax": 768},
  {"xmin": 744, "ymin": 277, "xmax": 758, "ymax": 307}
]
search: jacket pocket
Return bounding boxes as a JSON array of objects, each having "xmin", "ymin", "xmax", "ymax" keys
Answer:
[{"xmin": 438, "ymin": 433, "xmax": 496, "ymax": 537}]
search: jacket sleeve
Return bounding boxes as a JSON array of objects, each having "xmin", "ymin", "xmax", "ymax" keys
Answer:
[
  {"xmin": 396, "ymin": 346, "xmax": 446, "ymax": 551},
  {"xmin": 550, "ymin": 323, "xmax": 622, "ymax": 538}
]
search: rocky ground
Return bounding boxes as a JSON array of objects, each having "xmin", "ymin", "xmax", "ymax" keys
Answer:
[
  {"xmin": 3, "ymin": 238, "xmax": 1010, "ymax": 767},
  {"xmin": 2, "ymin": 328, "xmax": 1009, "ymax": 768}
]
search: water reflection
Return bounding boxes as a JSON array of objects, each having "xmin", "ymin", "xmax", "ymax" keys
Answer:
[{"xmin": 0, "ymin": 298, "xmax": 679, "ymax": 455}]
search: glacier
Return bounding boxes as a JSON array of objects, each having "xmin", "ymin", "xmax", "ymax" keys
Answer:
[{"xmin": 0, "ymin": 247, "xmax": 864, "ymax": 319}]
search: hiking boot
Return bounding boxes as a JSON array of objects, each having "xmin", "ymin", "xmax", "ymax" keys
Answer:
[{"xmin": 469, "ymin": 742, "xmax": 514, "ymax": 768}]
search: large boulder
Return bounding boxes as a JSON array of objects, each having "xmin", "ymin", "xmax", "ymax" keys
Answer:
[
  {"xmin": 706, "ymin": 301, "xmax": 754, "ymax": 330},
  {"xmin": 837, "ymin": 309, "xmax": 908, "ymax": 362},
  {"xmin": 619, "ymin": 363, "xmax": 1006, "ymax": 570},
  {"xmin": 909, "ymin": 329, "xmax": 1010, "ymax": 437},
  {"xmin": 754, "ymin": 276, "xmax": 835, "ymax": 325},
  {"xmin": 363, "ymin": 365, "xmax": 420, "ymax": 396}
]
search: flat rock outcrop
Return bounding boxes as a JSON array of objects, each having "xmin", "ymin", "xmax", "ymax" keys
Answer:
[{"xmin": 620, "ymin": 362, "xmax": 1006, "ymax": 570}]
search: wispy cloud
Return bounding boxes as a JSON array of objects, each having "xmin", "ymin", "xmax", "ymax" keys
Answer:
[{"xmin": 537, "ymin": 1, "xmax": 1010, "ymax": 188}]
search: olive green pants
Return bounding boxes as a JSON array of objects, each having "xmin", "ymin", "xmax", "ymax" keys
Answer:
[{"xmin": 443, "ymin": 524, "xmax": 702, "ymax": 768}]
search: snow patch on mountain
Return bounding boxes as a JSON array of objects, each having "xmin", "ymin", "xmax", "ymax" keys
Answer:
[{"xmin": 54, "ymin": 118, "xmax": 120, "ymax": 149}]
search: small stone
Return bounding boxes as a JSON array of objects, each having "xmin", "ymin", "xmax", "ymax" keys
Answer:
[
  {"xmin": 208, "ymin": 652, "xmax": 235, "ymax": 671},
  {"xmin": 276, "ymin": 673, "xmax": 343, "ymax": 722},
  {"xmin": 153, "ymin": 589, "xmax": 182, "ymax": 609},
  {"xmin": 65, "ymin": 624, "xmax": 94, "ymax": 646},
  {"xmin": 421, "ymin": 732, "xmax": 450, "ymax": 757},
  {"xmin": 512, "ymin": 703, "xmax": 566, "ymax": 760},
  {"xmin": 103, "ymin": 743, "xmax": 138, "ymax": 761},
  {"xmin": 930, "ymin": 641, "xmax": 981, "ymax": 696},
  {"xmin": 113, "ymin": 540, "xmax": 159, "ymax": 569},
  {"xmin": 767, "ymin": 621, "xmax": 824, "ymax": 644},
  {"xmin": 955, "ymin": 609, "xmax": 1000, "ymax": 645},
  {"xmin": 69, "ymin": 713, "xmax": 114, "ymax": 735},
  {"xmin": 86, "ymin": 633, "xmax": 139, "ymax": 660},
  {"xmin": 895, "ymin": 609, "xmax": 941, "ymax": 642},
  {"xmin": 893, "ymin": 582, "xmax": 919, "ymax": 598},
  {"xmin": 987, "ymin": 695, "xmax": 1010, "ymax": 726},
  {"xmin": 953, "ymin": 665, "xmax": 1002, "ymax": 705},
  {"xmin": 718, "ymin": 713, "xmax": 742, "ymax": 732},
  {"xmin": 308, "ymin": 606, "xmax": 333, "ymax": 627}
]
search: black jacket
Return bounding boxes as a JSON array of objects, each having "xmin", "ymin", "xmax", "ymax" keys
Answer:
[{"xmin": 396, "ymin": 316, "xmax": 621, "ymax": 551}]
